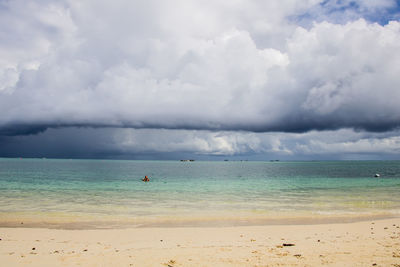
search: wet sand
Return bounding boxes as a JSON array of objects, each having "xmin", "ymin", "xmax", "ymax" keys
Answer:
[{"xmin": 1, "ymin": 218, "xmax": 400, "ymax": 266}]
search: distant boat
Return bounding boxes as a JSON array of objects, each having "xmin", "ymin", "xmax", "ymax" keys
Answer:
[
  {"xmin": 374, "ymin": 173, "xmax": 380, "ymax": 178},
  {"xmin": 180, "ymin": 159, "xmax": 195, "ymax": 162}
]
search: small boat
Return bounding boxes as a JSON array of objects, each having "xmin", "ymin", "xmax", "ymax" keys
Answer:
[{"xmin": 374, "ymin": 173, "xmax": 380, "ymax": 178}]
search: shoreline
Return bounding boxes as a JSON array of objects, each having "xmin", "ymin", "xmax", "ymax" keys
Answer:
[
  {"xmin": 0, "ymin": 212, "xmax": 398, "ymax": 230},
  {"xmin": 1, "ymin": 218, "xmax": 400, "ymax": 266}
]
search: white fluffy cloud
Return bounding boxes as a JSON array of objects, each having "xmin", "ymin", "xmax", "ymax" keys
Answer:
[{"xmin": 1, "ymin": 0, "xmax": 399, "ymax": 133}]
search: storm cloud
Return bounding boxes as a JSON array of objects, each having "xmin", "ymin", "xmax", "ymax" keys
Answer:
[
  {"xmin": 0, "ymin": 0, "xmax": 400, "ymax": 158},
  {"xmin": 1, "ymin": 127, "xmax": 400, "ymax": 160}
]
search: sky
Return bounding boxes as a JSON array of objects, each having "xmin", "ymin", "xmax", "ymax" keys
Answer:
[{"xmin": 0, "ymin": 0, "xmax": 400, "ymax": 160}]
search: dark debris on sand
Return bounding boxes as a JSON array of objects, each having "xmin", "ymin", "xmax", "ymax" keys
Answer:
[{"xmin": 283, "ymin": 243, "xmax": 295, "ymax": 247}]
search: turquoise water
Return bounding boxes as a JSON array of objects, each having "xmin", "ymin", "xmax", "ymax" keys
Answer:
[{"xmin": 0, "ymin": 158, "xmax": 400, "ymax": 227}]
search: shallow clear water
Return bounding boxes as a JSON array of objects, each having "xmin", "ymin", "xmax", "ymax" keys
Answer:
[{"xmin": 0, "ymin": 159, "xmax": 399, "ymax": 227}]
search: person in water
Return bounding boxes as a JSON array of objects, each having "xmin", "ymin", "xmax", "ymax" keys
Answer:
[{"xmin": 142, "ymin": 175, "xmax": 150, "ymax": 182}]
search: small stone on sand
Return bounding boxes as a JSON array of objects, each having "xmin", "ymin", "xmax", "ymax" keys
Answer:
[{"xmin": 166, "ymin": 259, "xmax": 176, "ymax": 266}]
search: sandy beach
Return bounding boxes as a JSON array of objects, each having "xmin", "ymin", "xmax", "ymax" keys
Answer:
[{"xmin": 1, "ymin": 218, "xmax": 400, "ymax": 266}]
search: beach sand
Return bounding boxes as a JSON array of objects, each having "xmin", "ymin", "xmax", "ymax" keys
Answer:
[{"xmin": 1, "ymin": 218, "xmax": 400, "ymax": 266}]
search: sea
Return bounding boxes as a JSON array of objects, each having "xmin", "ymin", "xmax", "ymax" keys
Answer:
[{"xmin": 0, "ymin": 158, "xmax": 399, "ymax": 228}]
